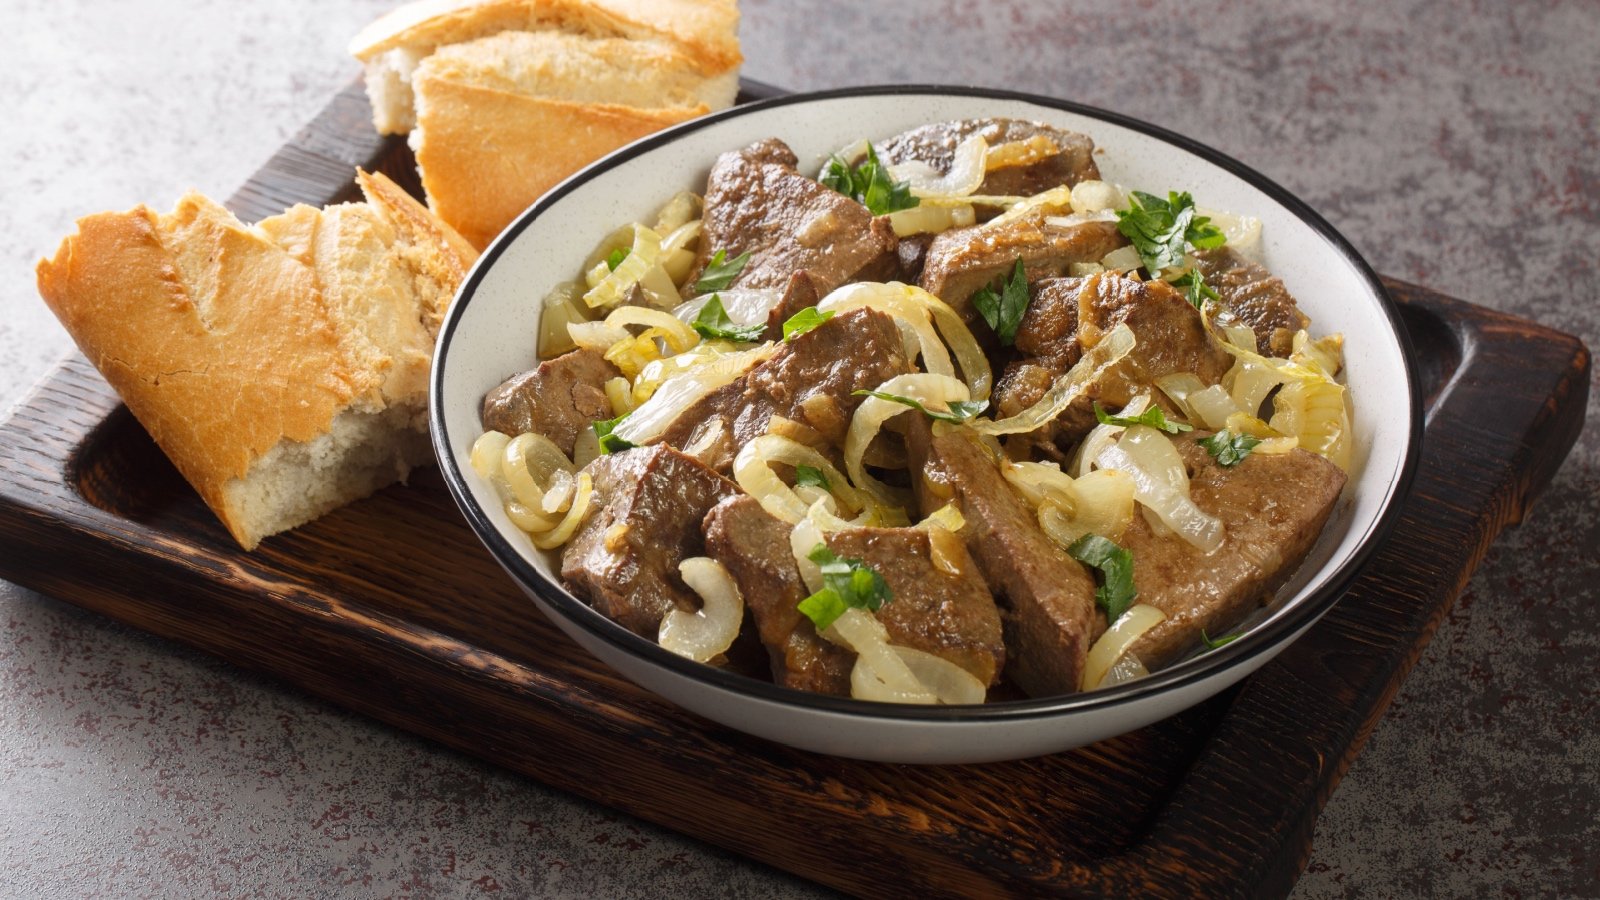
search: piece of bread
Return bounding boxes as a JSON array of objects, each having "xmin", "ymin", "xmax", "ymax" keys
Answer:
[
  {"xmin": 35, "ymin": 171, "xmax": 478, "ymax": 550},
  {"xmin": 349, "ymin": 0, "xmax": 741, "ymax": 249}
]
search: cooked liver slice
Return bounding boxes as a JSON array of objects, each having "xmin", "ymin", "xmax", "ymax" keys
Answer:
[
  {"xmin": 877, "ymin": 118, "xmax": 1102, "ymax": 200},
  {"xmin": 688, "ymin": 138, "xmax": 898, "ymax": 297},
  {"xmin": 994, "ymin": 272, "xmax": 1232, "ymax": 457},
  {"xmin": 918, "ymin": 213, "xmax": 1126, "ymax": 324},
  {"xmin": 703, "ymin": 496, "xmax": 853, "ymax": 694},
  {"xmin": 703, "ymin": 495, "xmax": 1005, "ymax": 694},
  {"xmin": 1123, "ymin": 434, "xmax": 1347, "ymax": 668},
  {"xmin": 560, "ymin": 445, "xmax": 739, "ymax": 637},
  {"xmin": 480, "ymin": 347, "xmax": 617, "ymax": 456},
  {"xmin": 653, "ymin": 307, "xmax": 912, "ymax": 468},
  {"xmin": 1192, "ymin": 246, "xmax": 1310, "ymax": 357},
  {"xmin": 905, "ymin": 417, "xmax": 1101, "ymax": 696}
]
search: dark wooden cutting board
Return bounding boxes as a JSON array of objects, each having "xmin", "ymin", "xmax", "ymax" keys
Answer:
[{"xmin": 0, "ymin": 80, "xmax": 1587, "ymax": 898}]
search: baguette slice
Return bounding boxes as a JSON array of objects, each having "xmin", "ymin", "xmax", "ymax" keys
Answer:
[
  {"xmin": 35, "ymin": 171, "xmax": 478, "ymax": 550},
  {"xmin": 411, "ymin": 29, "xmax": 715, "ymax": 247},
  {"xmin": 351, "ymin": 0, "xmax": 741, "ymax": 134}
]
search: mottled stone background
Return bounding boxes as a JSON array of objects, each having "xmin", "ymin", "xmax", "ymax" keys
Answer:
[{"xmin": 2, "ymin": 0, "xmax": 1595, "ymax": 896}]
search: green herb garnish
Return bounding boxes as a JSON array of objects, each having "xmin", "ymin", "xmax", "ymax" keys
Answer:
[
  {"xmin": 820, "ymin": 144, "xmax": 920, "ymax": 216},
  {"xmin": 970, "ymin": 256, "xmax": 1031, "ymax": 346},
  {"xmin": 1092, "ymin": 401, "xmax": 1193, "ymax": 434},
  {"xmin": 1199, "ymin": 429, "xmax": 1261, "ymax": 467},
  {"xmin": 690, "ymin": 293, "xmax": 764, "ymax": 342},
  {"xmin": 853, "ymin": 390, "xmax": 988, "ymax": 423},
  {"xmin": 1115, "ymin": 190, "xmax": 1226, "ymax": 276},
  {"xmin": 1066, "ymin": 533, "xmax": 1137, "ymax": 624},
  {"xmin": 1201, "ymin": 629, "xmax": 1242, "ymax": 651},
  {"xmin": 592, "ymin": 414, "xmax": 635, "ymax": 455},
  {"xmin": 693, "ymin": 248, "xmax": 752, "ymax": 293},
  {"xmin": 1168, "ymin": 267, "xmax": 1220, "ymax": 309},
  {"xmin": 781, "ymin": 306, "xmax": 835, "ymax": 342},
  {"xmin": 605, "ymin": 247, "xmax": 630, "ymax": 271},
  {"xmin": 796, "ymin": 544, "xmax": 893, "ymax": 631},
  {"xmin": 794, "ymin": 465, "xmax": 830, "ymax": 491}
]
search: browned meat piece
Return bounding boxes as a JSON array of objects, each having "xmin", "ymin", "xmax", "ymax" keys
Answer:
[
  {"xmin": 826, "ymin": 526, "xmax": 1005, "ymax": 687},
  {"xmin": 703, "ymin": 495, "xmax": 853, "ymax": 694},
  {"xmin": 703, "ymin": 495, "xmax": 1005, "ymax": 694},
  {"xmin": 480, "ymin": 348, "xmax": 618, "ymax": 456},
  {"xmin": 561, "ymin": 445, "xmax": 739, "ymax": 637},
  {"xmin": 1124, "ymin": 433, "xmax": 1347, "ymax": 668},
  {"xmin": 995, "ymin": 272, "xmax": 1232, "ymax": 456},
  {"xmin": 653, "ymin": 308, "xmax": 913, "ymax": 468},
  {"xmin": 761, "ymin": 270, "xmax": 820, "ymax": 342},
  {"xmin": 877, "ymin": 118, "xmax": 1101, "ymax": 200},
  {"xmin": 1192, "ymin": 246, "xmax": 1310, "ymax": 357},
  {"xmin": 905, "ymin": 417, "xmax": 1100, "ymax": 696},
  {"xmin": 896, "ymin": 232, "xmax": 936, "ymax": 282},
  {"xmin": 918, "ymin": 214, "xmax": 1126, "ymax": 324},
  {"xmin": 688, "ymin": 138, "xmax": 898, "ymax": 297}
]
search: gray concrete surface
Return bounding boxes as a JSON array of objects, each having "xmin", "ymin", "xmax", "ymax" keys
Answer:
[{"xmin": 3, "ymin": 0, "xmax": 1596, "ymax": 896}]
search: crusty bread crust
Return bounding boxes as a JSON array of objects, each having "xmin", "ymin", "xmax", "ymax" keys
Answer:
[
  {"xmin": 35, "ymin": 172, "xmax": 478, "ymax": 549},
  {"xmin": 350, "ymin": 0, "xmax": 741, "ymax": 76},
  {"xmin": 36, "ymin": 195, "xmax": 356, "ymax": 544},
  {"xmin": 413, "ymin": 70, "xmax": 704, "ymax": 248}
]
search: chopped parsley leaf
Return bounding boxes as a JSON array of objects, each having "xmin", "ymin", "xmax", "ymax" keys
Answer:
[
  {"xmin": 1169, "ymin": 267, "xmax": 1221, "ymax": 309},
  {"xmin": 781, "ymin": 306, "xmax": 834, "ymax": 341},
  {"xmin": 820, "ymin": 144, "xmax": 920, "ymax": 216},
  {"xmin": 1201, "ymin": 629, "xmax": 1242, "ymax": 651},
  {"xmin": 794, "ymin": 465, "xmax": 830, "ymax": 491},
  {"xmin": 605, "ymin": 247, "xmax": 630, "ymax": 271},
  {"xmin": 1199, "ymin": 429, "xmax": 1261, "ymax": 467},
  {"xmin": 1093, "ymin": 401, "xmax": 1193, "ymax": 434},
  {"xmin": 1066, "ymin": 533, "xmax": 1138, "ymax": 624},
  {"xmin": 853, "ymin": 389, "xmax": 988, "ymax": 423},
  {"xmin": 592, "ymin": 414, "xmax": 635, "ymax": 454},
  {"xmin": 796, "ymin": 544, "xmax": 893, "ymax": 631},
  {"xmin": 693, "ymin": 248, "xmax": 751, "ymax": 293},
  {"xmin": 1115, "ymin": 190, "xmax": 1226, "ymax": 276},
  {"xmin": 690, "ymin": 293, "xmax": 764, "ymax": 342},
  {"xmin": 970, "ymin": 257, "xmax": 1031, "ymax": 346}
]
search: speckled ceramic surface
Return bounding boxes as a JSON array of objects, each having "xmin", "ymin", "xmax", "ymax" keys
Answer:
[
  {"xmin": 4, "ymin": 0, "xmax": 1596, "ymax": 896},
  {"xmin": 433, "ymin": 86, "xmax": 1418, "ymax": 763}
]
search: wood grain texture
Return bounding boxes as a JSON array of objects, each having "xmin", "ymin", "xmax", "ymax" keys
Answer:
[{"xmin": 1, "ymin": 80, "xmax": 1588, "ymax": 899}]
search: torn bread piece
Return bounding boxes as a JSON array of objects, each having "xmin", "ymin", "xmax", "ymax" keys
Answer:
[
  {"xmin": 349, "ymin": 0, "xmax": 741, "ymax": 248},
  {"xmin": 35, "ymin": 171, "xmax": 478, "ymax": 550}
]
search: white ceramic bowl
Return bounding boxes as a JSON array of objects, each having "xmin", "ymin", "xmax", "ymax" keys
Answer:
[{"xmin": 431, "ymin": 86, "xmax": 1420, "ymax": 764}]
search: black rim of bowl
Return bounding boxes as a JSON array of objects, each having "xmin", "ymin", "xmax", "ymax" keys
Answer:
[{"xmin": 431, "ymin": 84, "xmax": 1424, "ymax": 724}]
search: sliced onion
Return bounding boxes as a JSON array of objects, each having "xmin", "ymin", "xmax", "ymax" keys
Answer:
[
  {"xmin": 505, "ymin": 500, "xmax": 559, "ymax": 533},
  {"xmin": 816, "ymin": 139, "xmax": 870, "ymax": 179},
  {"xmin": 1270, "ymin": 379, "xmax": 1351, "ymax": 470},
  {"xmin": 568, "ymin": 320, "xmax": 629, "ymax": 352},
  {"xmin": 888, "ymin": 202, "xmax": 976, "ymax": 236},
  {"xmin": 1070, "ymin": 180, "xmax": 1125, "ymax": 214},
  {"xmin": 888, "ymin": 134, "xmax": 989, "ymax": 199},
  {"xmin": 986, "ymin": 185, "xmax": 1075, "ymax": 228},
  {"xmin": 1185, "ymin": 384, "xmax": 1240, "ymax": 431},
  {"xmin": 1097, "ymin": 427, "xmax": 1224, "ymax": 553},
  {"xmin": 671, "ymin": 288, "xmax": 782, "ymax": 330},
  {"xmin": 570, "ymin": 427, "xmax": 600, "ymax": 469},
  {"xmin": 1043, "ymin": 210, "xmax": 1119, "ymax": 229},
  {"xmin": 614, "ymin": 344, "xmax": 775, "ymax": 446},
  {"xmin": 1038, "ymin": 468, "xmax": 1136, "ymax": 547},
  {"xmin": 1098, "ymin": 652, "xmax": 1150, "ymax": 688},
  {"xmin": 502, "ymin": 432, "xmax": 574, "ymax": 507},
  {"xmin": 882, "ymin": 647, "xmax": 986, "ymax": 704},
  {"xmin": 818, "ymin": 282, "xmax": 992, "ymax": 400},
  {"xmin": 1081, "ymin": 603, "xmax": 1166, "ymax": 690},
  {"xmin": 659, "ymin": 557, "xmax": 745, "ymax": 663},
  {"xmin": 469, "ymin": 431, "xmax": 511, "ymax": 483},
  {"xmin": 653, "ymin": 191, "xmax": 702, "ymax": 234},
  {"xmin": 985, "ymin": 135, "xmax": 1059, "ymax": 170},
  {"xmin": 530, "ymin": 472, "xmax": 594, "ymax": 550},
  {"xmin": 1154, "ymin": 372, "xmax": 1207, "ymax": 421},
  {"xmin": 1226, "ymin": 358, "xmax": 1289, "ymax": 416},
  {"xmin": 603, "ymin": 306, "xmax": 698, "ymax": 354},
  {"xmin": 790, "ymin": 518, "xmax": 826, "ymax": 594},
  {"xmin": 975, "ymin": 323, "xmax": 1136, "ymax": 436},
  {"xmin": 1003, "ymin": 460, "xmax": 1077, "ymax": 508},
  {"xmin": 733, "ymin": 434, "xmax": 866, "ymax": 525},
  {"xmin": 1197, "ymin": 207, "xmax": 1262, "ymax": 259},
  {"xmin": 604, "ymin": 376, "xmax": 635, "ymax": 415},
  {"xmin": 537, "ymin": 281, "xmax": 587, "ymax": 359},
  {"xmin": 1100, "ymin": 244, "xmax": 1144, "ymax": 274},
  {"xmin": 1070, "ymin": 393, "xmax": 1152, "ymax": 477},
  {"xmin": 845, "ymin": 373, "xmax": 971, "ymax": 507},
  {"xmin": 631, "ymin": 342, "xmax": 734, "ymax": 404},
  {"xmin": 582, "ymin": 223, "xmax": 662, "ymax": 308}
]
